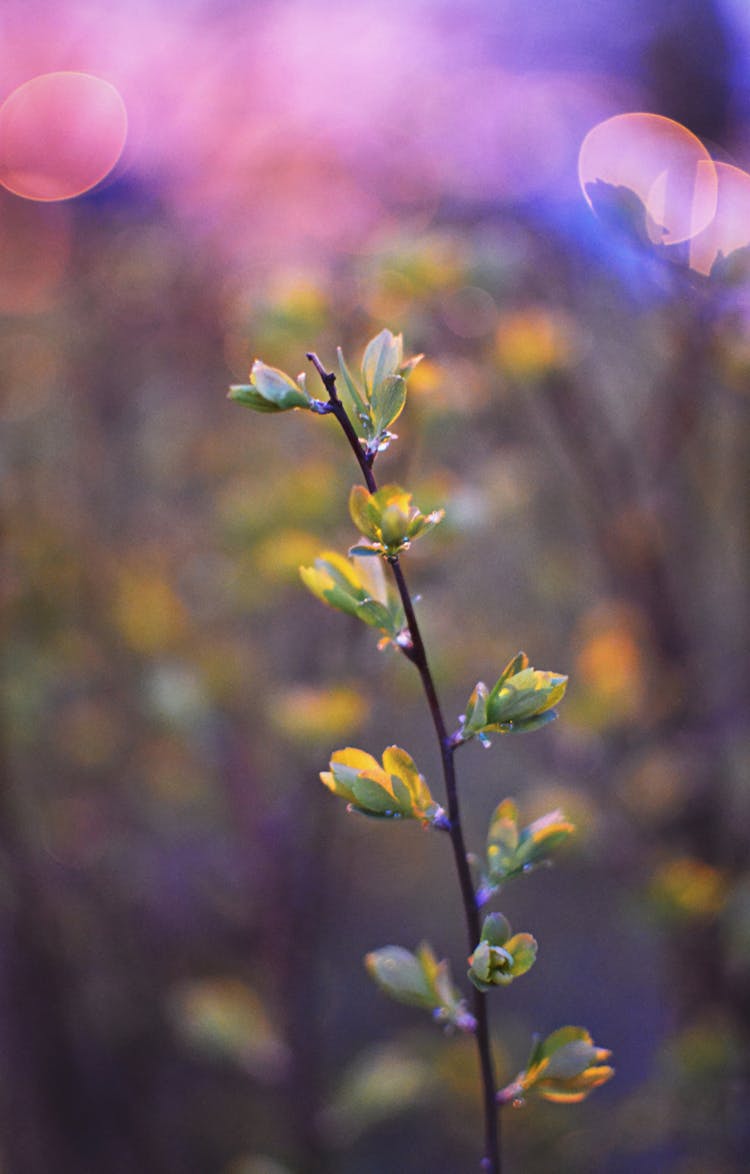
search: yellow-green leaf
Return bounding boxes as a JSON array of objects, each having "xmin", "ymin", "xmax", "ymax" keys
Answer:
[{"xmin": 362, "ymin": 329, "xmax": 403, "ymax": 397}]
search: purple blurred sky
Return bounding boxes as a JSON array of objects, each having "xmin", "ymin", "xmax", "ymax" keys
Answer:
[{"xmin": 1, "ymin": 0, "xmax": 747, "ymax": 268}]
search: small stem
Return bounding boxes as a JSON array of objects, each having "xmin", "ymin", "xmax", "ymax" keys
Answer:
[
  {"xmin": 308, "ymin": 353, "xmax": 501, "ymax": 1173},
  {"xmin": 306, "ymin": 352, "xmax": 375, "ymax": 492}
]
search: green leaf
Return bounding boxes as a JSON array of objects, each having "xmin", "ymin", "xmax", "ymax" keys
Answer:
[
  {"xmin": 354, "ymin": 598, "xmax": 397, "ymax": 632},
  {"xmin": 351, "ymin": 551, "xmax": 389, "ymax": 604},
  {"xmin": 364, "ymin": 943, "xmax": 474, "ymax": 1032},
  {"xmin": 495, "ymin": 651, "xmax": 529, "ymax": 687},
  {"xmin": 299, "ymin": 554, "xmax": 368, "ymax": 620},
  {"xmin": 406, "ymin": 509, "xmax": 445, "ymax": 543},
  {"xmin": 362, "ymin": 330, "xmax": 403, "ymax": 398},
  {"xmin": 251, "ymin": 361, "xmax": 307, "ymax": 405},
  {"xmin": 372, "ymin": 374, "xmax": 407, "ymax": 437},
  {"xmin": 504, "ymin": 933, "xmax": 538, "ymax": 979},
  {"xmin": 365, "ymin": 946, "xmax": 436, "ymax": 1009},
  {"xmin": 501, "ymin": 1027, "xmax": 614, "ymax": 1107},
  {"xmin": 399, "ymin": 353, "xmax": 423, "ymax": 378},
  {"xmin": 336, "ymin": 330, "xmax": 420, "ymax": 448},
  {"xmin": 300, "ymin": 551, "xmax": 405, "ymax": 640},
  {"xmin": 348, "ymin": 544, "xmax": 381, "ymax": 558},
  {"xmin": 486, "ymin": 665, "xmax": 568, "ymax": 727},
  {"xmin": 515, "ymin": 1026, "xmax": 614, "ymax": 1104},
  {"xmin": 337, "ymin": 346, "xmax": 372, "ymax": 434},
  {"xmin": 351, "ymin": 774, "xmax": 402, "ymax": 817},
  {"xmin": 349, "ymin": 485, "xmax": 380, "ymax": 539},
  {"xmin": 382, "ymin": 746, "xmax": 440, "ymax": 821},
  {"xmin": 321, "ymin": 748, "xmax": 381, "ymax": 805},
  {"xmin": 467, "ymin": 941, "xmax": 494, "ymax": 989},
  {"xmin": 462, "ymin": 682, "xmax": 489, "ymax": 735},
  {"xmin": 487, "ymin": 709, "xmax": 560, "ymax": 735},
  {"xmin": 389, "ymin": 773, "xmax": 414, "ymax": 813},
  {"xmin": 483, "ymin": 797, "xmax": 576, "ymax": 888},
  {"xmin": 459, "ymin": 654, "xmax": 567, "ymax": 742},
  {"xmin": 232, "ymin": 360, "xmax": 311, "ymax": 412},
  {"xmin": 515, "ymin": 810, "xmax": 576, "ymax": 869},
  {"xmin": 488, "ymin": 799, "xmax": 520, "ymax": 845},
  {"xmin": 542, "ymin": 1039, "xmax": 602, "ymax": 1081},
  {"xmin": 228, "ymin": 384, "xmax": 286, "ymax": 413},
  {"xmin": 481, "ymin": 913, "xmax": 511, "ymax": 947},
  {"xmin": 534, "ymin": 1025, "xmax": 592, "ymax": 1067}
]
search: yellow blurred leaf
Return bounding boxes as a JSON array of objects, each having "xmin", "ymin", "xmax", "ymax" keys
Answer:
[
  {"xmin": 650, "ymin": 858, "xmax": 728, "ymax": 920},
  {"xmin": 496, "ymin": 307, "xmax": 578, "ymax": 379},
  {"xmin": 269, "ymin": 684, "xmax": 369, "ymax": 744},
  {"xmin": 169, "ymin": 979, "xmax": 290, "ymax": 1082},
  {"xmin": 113, "ymin": 566, "xmax": 187, "ymax": 655}
]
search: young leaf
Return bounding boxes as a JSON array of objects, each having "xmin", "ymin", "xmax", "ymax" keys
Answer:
[
  {"xmin": 481, "ymin": 912, "xmax": 512, "ymax": 947},
  {"xmin": 459, "ymin": 652, "xmax": 568, "ymax": 740},
  {"xmin": 299, "ymin": 551, "xmax": 405, "ymax": 642},
  {"xmin": 337, "ymin": 346, "xmax": 372, "ymax": 434},
  {"xmin": 372, "ymin": 374, "xmax": 407, "ymax": 437},
  {"xmin": 349, "ymin": 485, "xmax": 381, "ymax": 538},
  {"xmin": 486, "ymin": 665, "xmax": 568, "ymax": 728},
  {"xmin": 229, "ymin": 361, "xmax": 311, "ymax": 413},
  {"xmin": 515, "ymin": 810, "xmax": 577, "ymax": 870},
  {"xmin": 500, "ymin": 1027, "xmax": 614, "ymax": 1105},
  {"xmin": 321, "ymin": 746, "xmax": 445, "ymax": 825},
  {"xmin": 336, "ymin": 330, "xmax": 420, "ymax": 450},
  {"xmin": 460, "ymin": 682, "xmax": 489, "ymax": 737},
  {"xmin": 347, "ymin": 484, "xmax": 444, "ymax": 557},
  {"xmin": 365, "ymin": 943, "xmax": 475, "ymax": 1032},
  {"xmin": 362, "ymin": 329, "xmax": 403, "ymax": 398},
  {"xmin": 228, "ymin": 384, "xmax": 286, "ymax": 413},
  {"xmin": 468, "ymin": 914, "xmax": 538, "ymax": 991},
  {"xmin": 365, "ymin": 946, "xmax": 437, "ymax": 1010},
  {"xmin": 481, "ymin": 797, "xmax": 576, "ymax": 892}
]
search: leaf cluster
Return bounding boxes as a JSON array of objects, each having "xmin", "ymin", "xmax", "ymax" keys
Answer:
[
  {"xmin": 349, "ymin": 484, "xmax": 444, "ymax": 558},
  {"xmin": 499, "ymin": 1027, "xmax": 614, "ymax": 1105},
  {"xmin": 320, "ymin": 746, "xmax": 447, "ymax": 827},
  {"xmin": 473, "ymin": 798, "xmax": 576, "ymax": 905},
  {"xmin": 467, "ymin": 913, "xmax": 537, "ymax": 991},
  {"xmin": 460, "ymin": 652, "xmax": 567, "ymax": 742},
  {"xmin": 337, "ymin": 329, "xmax": 422, "ymax": 455},
  {"xmin": 299, "ymin": 551, "xmax": 405, "ymax": 647}
]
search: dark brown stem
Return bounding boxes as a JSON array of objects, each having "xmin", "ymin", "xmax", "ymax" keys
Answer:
[
  {"xmin": 308, "ymin": 354, "xmax": 501, "ymax": 1174},
  {"xmin": 306, "ymin": 353, "xmax": 376, "ymax": 492}
]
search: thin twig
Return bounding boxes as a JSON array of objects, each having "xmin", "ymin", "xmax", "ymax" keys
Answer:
[{"xmin": 308, "ymin": 354, "xmax": 501, "ymax": 1174}]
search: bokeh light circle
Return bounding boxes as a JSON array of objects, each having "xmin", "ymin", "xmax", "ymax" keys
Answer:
[
  {"xmin": 0, "ymin": 71, "xmax": 127, "ymax": 201},
  {"xmin": 578, "ymin": 112, "xmax": 717, "ymax": 246},
  {"xmin": 688, "ymin": 162, "xmax": 750, "ymax": 276}
]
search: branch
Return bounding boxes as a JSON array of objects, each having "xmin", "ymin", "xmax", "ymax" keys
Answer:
[{"xmin": 308, "ymin": 353, "xmax": 502, "ymax": 1174}]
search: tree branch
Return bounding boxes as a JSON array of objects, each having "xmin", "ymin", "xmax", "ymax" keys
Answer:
[{"xmin": 308, "ymin": 353, "xmax": 501, "ymax": 1174}]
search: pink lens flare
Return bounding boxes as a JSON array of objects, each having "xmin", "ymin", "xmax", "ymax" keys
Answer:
[
  {"xmin": 688, "ymin": 161, "xmax": 750, "ymax": 276},
  {"xmin": 0, "ymin": 71, "xmax": 127, "ymax": 202},
  {"xmin": 578, "ymin": 112, "xmax": 718, "ymax": 246}
]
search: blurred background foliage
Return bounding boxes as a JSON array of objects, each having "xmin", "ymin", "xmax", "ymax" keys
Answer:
[{"xmin": 1, "ymin": 1, "xmax": 749, "ymax": 1172}]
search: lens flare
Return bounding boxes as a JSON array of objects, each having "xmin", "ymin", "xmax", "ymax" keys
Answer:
[
  {"xmin": 0, "ymin": 71, "xmax": 127, "ymax": 201},
  {"xmin": 688, "ymin": 162, "xmax": 750, "ymax": 276},
  {"xmin": 578, "ymin": 112, "xmax": 717, "ymax": 246}
]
